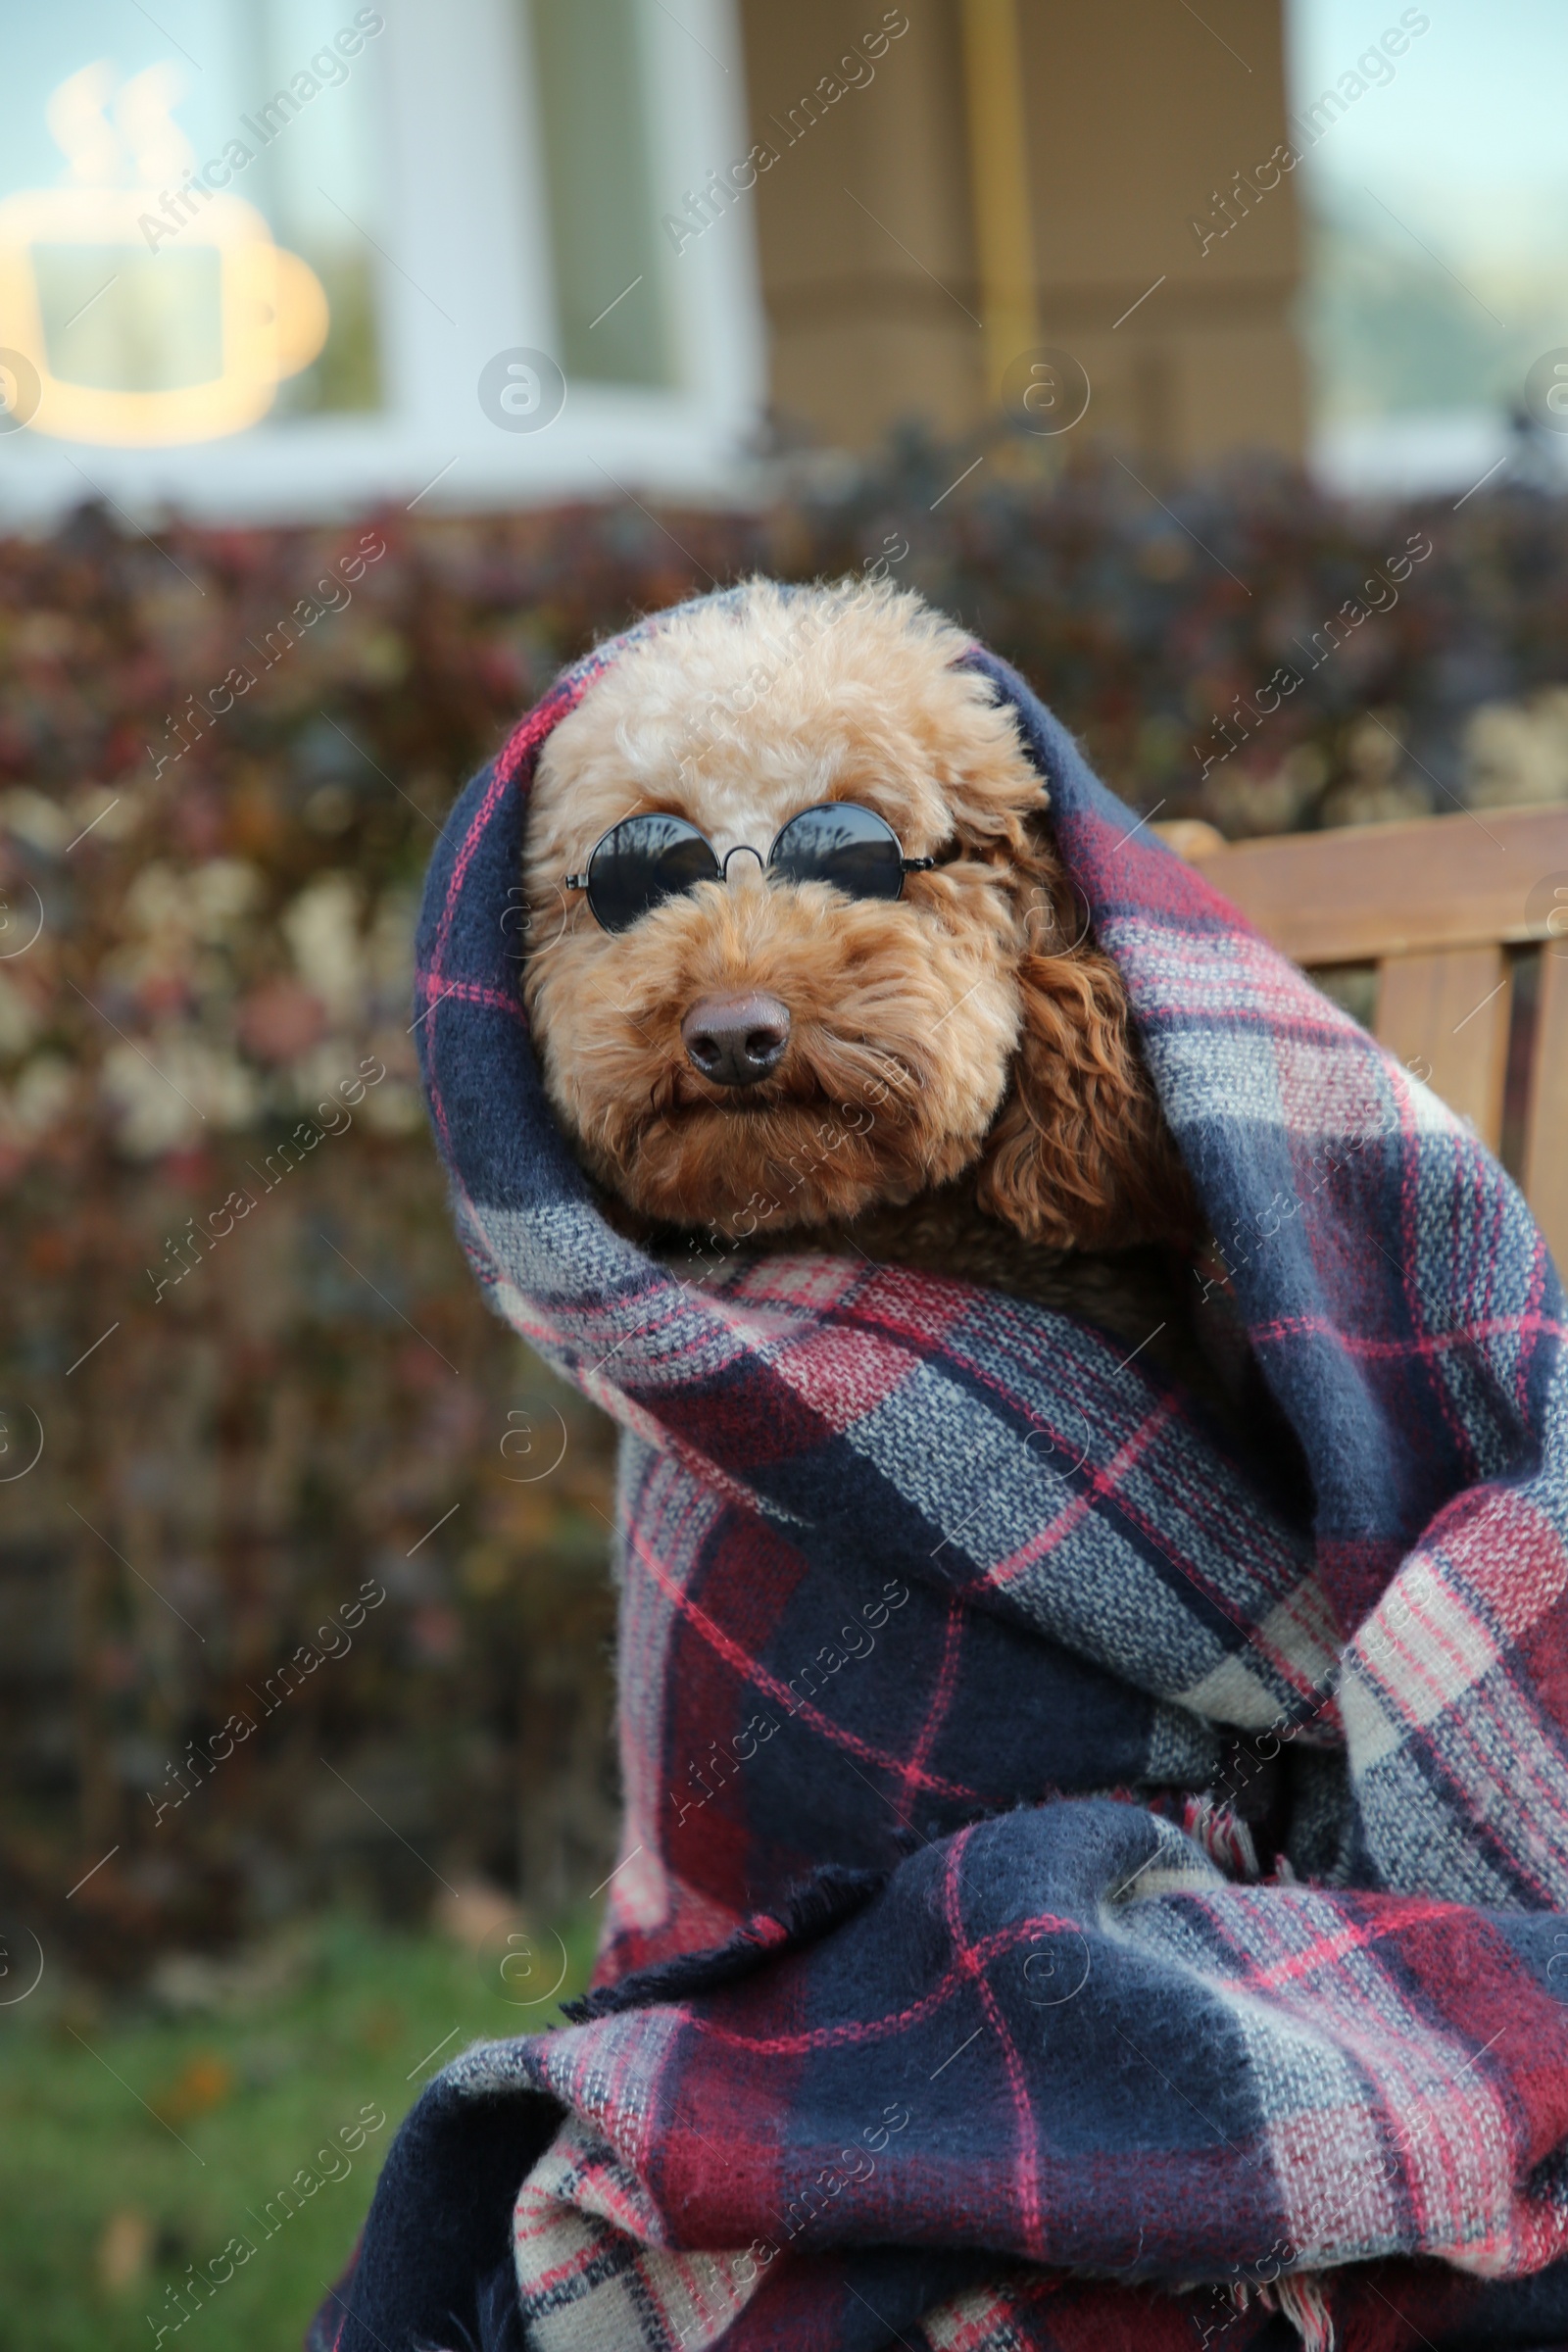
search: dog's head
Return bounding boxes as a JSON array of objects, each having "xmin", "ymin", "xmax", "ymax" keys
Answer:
[{"xmin": 521, "ymin": 579, "xmax": 1189, "ymax": 1249}]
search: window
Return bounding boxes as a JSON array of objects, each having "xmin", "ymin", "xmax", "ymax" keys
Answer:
[
  {"xmin": 0, "ymin": 0, "xmax": 762, "ymax": 517},
  {"xmin": 1288, "ymin": 0, "xmax": 1568, "ymax": 497},
  {"xmin": 0, "ymin": 0, "xmax": 386, "ymax": 446},
  {"xmin": 529, "ymin": 0, "xmax": 675, "ymax": 391}
]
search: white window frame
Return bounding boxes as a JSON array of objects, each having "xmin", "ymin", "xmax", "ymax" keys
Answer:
[{"xmin": 0, "ymin": 0, "xmax": 767, "ymax": 526}]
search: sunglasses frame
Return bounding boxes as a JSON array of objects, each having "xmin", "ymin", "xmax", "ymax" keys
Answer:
[{"xmin": 564, "ymin": 801, "xmax": 936, "ymax": 933}]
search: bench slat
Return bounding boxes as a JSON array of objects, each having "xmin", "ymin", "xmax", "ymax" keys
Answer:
[
  {"xmin": 1191, "ymin": 805, "xmax": 1568, "ymax": 967},
  {"xmin": 1373, "ymin": 947, "xmax": 1513, "ymax": 1152},
  {"xmin": 1523, "ymin": 951, "xmax": 1568, "ymax": 1274}
]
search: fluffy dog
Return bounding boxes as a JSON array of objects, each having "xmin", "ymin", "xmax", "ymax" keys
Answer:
[{"xmin": 520, "ymin": 578, "xmax": 1210, "ymax": 1374}]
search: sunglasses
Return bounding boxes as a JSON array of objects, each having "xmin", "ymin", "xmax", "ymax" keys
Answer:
[{"xmin": 564, "ymin": 802, "xmax": 935, "ymax": 935}]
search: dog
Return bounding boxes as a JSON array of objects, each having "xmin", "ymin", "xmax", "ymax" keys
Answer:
[{"xmin": 520, "ymin": 578, "xmax": 1223, "ymax": 1390}]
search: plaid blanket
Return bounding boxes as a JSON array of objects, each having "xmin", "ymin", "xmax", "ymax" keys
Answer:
[{"xmin": 314, "ymin": 602, "xmax": 1568, "ymax": 2352}]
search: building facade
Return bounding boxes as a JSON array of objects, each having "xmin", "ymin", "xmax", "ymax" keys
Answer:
[
  {"xmin": 744, "ymin": 0, "xmax": 1303, "ymax": 469},
  {"xmin": 0, "ymin": 0, "xmax": 1303, "ymax": 523}
]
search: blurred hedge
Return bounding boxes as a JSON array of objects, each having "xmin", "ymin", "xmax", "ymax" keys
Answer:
[{"xmin": 5, "ymin": 435, "xmax": 1568, "ymax": 1977}]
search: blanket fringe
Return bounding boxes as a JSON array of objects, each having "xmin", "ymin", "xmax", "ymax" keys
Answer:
[
  {"xmin": 1182, "ymin": 1793, "xmax": 1259, "ymax": 1882},
  {"xmin": 1277, "ymin": 2273, "xmax": 1335, "ymax": 2352},
  {"xmin": 1214, "ymin": 2273, "xmax": 1332, "ymax": 2351}
]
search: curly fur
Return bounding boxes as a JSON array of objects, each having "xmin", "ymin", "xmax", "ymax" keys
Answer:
[
  {"xmin": 973, "ymin": 833, "xmax": 1197, "ymax": 1250},
  {"xmin": 521, "ymin": 578, "xmax": 1200, "ymax": 1341}
]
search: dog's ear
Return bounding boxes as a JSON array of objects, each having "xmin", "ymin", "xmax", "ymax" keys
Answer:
[{"xmin": 971, "ymin": 827, "xmax": 1201, "ymax": 1252}]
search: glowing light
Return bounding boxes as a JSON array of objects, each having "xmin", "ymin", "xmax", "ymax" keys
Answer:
[{"xmin": 0, "ymin": 62, "xmax": 329, "ymax": 446}]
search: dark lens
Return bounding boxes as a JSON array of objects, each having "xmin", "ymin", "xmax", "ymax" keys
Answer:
[
  {"xmin": 587, "ymin": 813, "xmax": 720, "ymax": 932},
  {"xmin": 767, "ymin": 803, "xmax": 906, "ymax": 901}
]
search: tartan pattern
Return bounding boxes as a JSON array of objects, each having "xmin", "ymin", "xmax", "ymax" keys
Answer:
[
  {"xmin": 315, "ymin": 608, "xmax": 1568, "ymax": 2352},
  {"xmin": 510, "ymin": 2114, "xmax": 763, "ymax": 2352}
]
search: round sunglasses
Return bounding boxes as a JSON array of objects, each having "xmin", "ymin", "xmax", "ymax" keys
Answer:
[{"xmin": 564, "ymin": 803, "xmax": 935, "ymax": 935}]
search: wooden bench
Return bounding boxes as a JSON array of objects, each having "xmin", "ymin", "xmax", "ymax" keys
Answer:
[{"xmin": 1161, "ymin": 805, "xmax": 1568, "ymax": 1272}]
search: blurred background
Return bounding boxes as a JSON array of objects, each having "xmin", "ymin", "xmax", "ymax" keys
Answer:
[{"xmin": 4, "ymin": 2, "xmax": 1568, "ymax": 2343}]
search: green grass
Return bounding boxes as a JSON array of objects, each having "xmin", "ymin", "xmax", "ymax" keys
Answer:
[{"xmin": 0, "ymin": 1910, "xmax": 597, "ymax": 2352}]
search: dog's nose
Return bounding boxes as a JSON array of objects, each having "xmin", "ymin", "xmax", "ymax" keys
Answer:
[{"xmin": 681, "ymin": 993, "xmax": 791, "ymax": 1088}]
